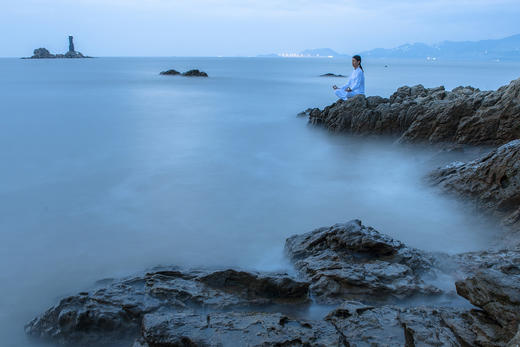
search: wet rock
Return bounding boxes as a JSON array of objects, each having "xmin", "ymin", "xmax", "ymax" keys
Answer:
[
  {"xmin": 159, "ymin": 69, "xmax": 181, "ymax": 76},
  {"xmin": 456, "ymin": 268, "xmax": 520, "ymax": 339},
  {"xmin": 429, "ymin": 140, "xmax": 520, "ymax": 232},
  {"xmin": 326, "ymin": 302, "xmax": 506, "ymax": 346},
  {"xmin": 182, "ymin": 69, "xmax": 208, "ymax": 77},
  {"xmin": 137, "ymin": 311, "xmax": 342, "ymax": 347},
  {"xmin": 25, "ymin": 268, "xmax": 309, "ymax": 345},
  {"xmin": 320, "ymin": 73, "xmax": 346, "ymax": 77},
  {"xmin": 284, "ymin": 220, "xmax": 442, "ymax": 304},
  {"xmin": 306, "ymin": 78, "xmax": 520, "ymax": 146}
]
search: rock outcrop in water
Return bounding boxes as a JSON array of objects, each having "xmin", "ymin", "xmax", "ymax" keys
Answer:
[
  {"xmin": 320, "ymin": 73, "xmax": 346, "ymax": 77},
  {"xmin": 24, "ymin": 36, "xmax": 91, "ymax": 59},
  {"xmin": 302, "ymin": 77, "xmax": 520, "ymax": 146},
  {"xmin": 429, "ymin": 139, "xmax": 520, "ymax": 232},
  {"xmin": 159, "ymin": 69, "xmax": 181, "ymax": 76},
  {"xmin": 26, "ymin": 220, "xmax": 520, "ymax": 346},
  {"xmin": 284, "ymin": 220, "xmax": 441, "ymax": 303},
  {"xmin": 159, "ymin": 69, "xmax": 209, "ymax": 77}
]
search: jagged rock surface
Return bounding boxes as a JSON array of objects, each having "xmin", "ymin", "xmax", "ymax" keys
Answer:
[
  {"xmin": 326, "ymin": 301, "xmax": 507, "ymax": 347},
  {"xmin": 284, "ymin": 220, "xmax": 442, "ymax": 303},
  {"xmin": 456, "ymin": 266, "xmax": 520, "ymax": 341},
  {"xmin": 135, "ymin": 311, "xmax": 343, "ymax": 347},
  {"xmin": 25, "ymin": 269, "xmax": 309, "ymax": 346},
  {"xmin": 303, "ymin": 77, "xmax": 520, "ymax": 146},
  {"xmin": 429, "ymin": 140, "xmax": 520, "ymax": 232}
]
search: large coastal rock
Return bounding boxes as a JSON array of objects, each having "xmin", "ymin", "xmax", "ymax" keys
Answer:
[
  {"xmin": 303, "ymin": 77, "xmax": 520, "ymax": 146},
  {"xmin": 25, "ymin": 268, "xmax": 309, "ymax": 346},
  {"xmin": 284, "ymin": 220, "xmax": 442, "ymax": 303},
  {"xmin": 429, "ymin": 140, "xmax": 520, "ymax": 232}
]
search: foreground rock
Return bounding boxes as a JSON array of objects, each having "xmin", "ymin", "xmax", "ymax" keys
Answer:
[
  {"xmin": 285, "ymin": 220, "xmax": 441, "ymax": 303},
  {"xmin": 135, "ymin": 311, "xmax": 341, "ymax": 347},
  {"xmin": 326, "ymin": 301, "xmax": 508, "ymax": 346},
  {"xmin": 430, "ymin": 140, "xmax": 520, "ymax": 232},
  {"xmin": 303, "ymin": 77, "xmax": 520, "ymax": 146},
  {"xmin": 456, "ymin": 264, "xmax": 520, "ymax": 341},
  {"xmin": 26, "ymin": 220, "xmax": 520, "ymax": 346},
  {"xmin": 25, "ymin": 269, "xmax": 309, "ymax": 346}
]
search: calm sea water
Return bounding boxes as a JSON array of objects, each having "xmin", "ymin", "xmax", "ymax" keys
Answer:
[{"xmin": 0, "ymin": 57, "xmax": 519, "ymax": 345}]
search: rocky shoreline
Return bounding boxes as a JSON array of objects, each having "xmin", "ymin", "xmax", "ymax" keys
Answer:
[
  {"xmin": 26, "ymin": 79, "xmax": 520, "ymax": 346},
  {"xmin": 25, "ymin": 221, "xmax": 520, "ymax": 346}
]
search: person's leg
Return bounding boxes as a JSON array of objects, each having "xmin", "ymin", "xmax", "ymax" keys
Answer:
[
  {"xmin": 345, "ymin": 91, "xmax": 354, "ymax": 99},
  {"xmin": 335, "ymin": 89, "xmax": 347, "ymax": 100}
]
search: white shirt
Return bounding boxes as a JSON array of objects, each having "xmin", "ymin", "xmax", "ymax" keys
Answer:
[
  {"xmin": 335, "ymin": 67, "xmax": 365, "ymax": 100},
  {"xmin": 341, "ymin": 67, "xmax": 365, "ymax": 95}
]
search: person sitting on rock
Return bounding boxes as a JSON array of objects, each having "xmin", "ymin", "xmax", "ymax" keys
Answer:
[{"xmin": 333, "ymin": 55, "xmax": 365, "ymax": 100}]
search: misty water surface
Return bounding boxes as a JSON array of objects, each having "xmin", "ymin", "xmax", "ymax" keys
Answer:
[{"xmin": 0, "ymin": 57, "xmax": 519, "ymax": 346}]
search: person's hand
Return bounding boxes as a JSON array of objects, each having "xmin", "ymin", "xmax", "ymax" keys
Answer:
[{"xmin": 333, "ymin": 85, "xmax": 338, "ymax": 90}]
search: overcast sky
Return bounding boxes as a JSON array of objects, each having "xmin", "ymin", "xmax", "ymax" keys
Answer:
[{"xmin": 1, "ymin": 0, "xmax": 519, "ymax": 57}]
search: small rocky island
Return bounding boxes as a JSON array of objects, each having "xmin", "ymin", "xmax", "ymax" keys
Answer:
[
  {"xmin": 320, "ymin": 73, "xmax": 346, "ymax": 77},
  {"xmin": 25, "ymin": 79, "xmax": 520, "ymax": 346},
  {"xmin": 160, "ymin": 69, "xmax": 208, "ymax": 77},
  {"xmin": 23, "ymin": 36, "xmax": 91, "ymax": 59}
]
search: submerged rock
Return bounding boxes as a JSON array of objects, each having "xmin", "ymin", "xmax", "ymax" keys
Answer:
[
  {"xmin": 429, "ymin": 140, "xmax": 520, "ymax": 232},
  {"xmin": 285, "ymin": 220, "xmax": 442, "ymax": 303},
  {"xmin": 304, "ymin": 77, "xmax": 520, "ymax": 146}
]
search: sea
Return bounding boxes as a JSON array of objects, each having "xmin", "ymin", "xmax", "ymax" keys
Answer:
[{"xmin": 0, "ymin": 56, "xmax": 519, "ymax": 346}]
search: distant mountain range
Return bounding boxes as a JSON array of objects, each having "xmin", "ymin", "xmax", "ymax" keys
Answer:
[{"xmin": 259, "ymin": 34, "xmax": 520, "ymax": 61}]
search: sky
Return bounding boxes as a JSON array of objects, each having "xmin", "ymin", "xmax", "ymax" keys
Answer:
[{"xmin": 1, "ymin": 0, "xmax": 519, "ymax": 57}]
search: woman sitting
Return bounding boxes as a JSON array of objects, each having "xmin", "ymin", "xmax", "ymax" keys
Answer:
[{"xmin": 332, "ymin": 55, "xmax": 365, "ymax": 100}]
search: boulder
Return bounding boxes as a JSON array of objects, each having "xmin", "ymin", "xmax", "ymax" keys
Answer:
[
  {"xmin": 305, "ymin": 78, "xmax": 520, "ymax": 146},
  {"xmin": 284, "ymin": 220, "xmax": 442, "ymax": 303}
]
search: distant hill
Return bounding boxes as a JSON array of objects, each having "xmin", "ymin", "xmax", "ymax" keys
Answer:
[
  {"xmin": 360, "ymin": 34, "xmax": 520, "ymax": 61},
  {"xmin": 299, "ymin": 48, "xmax": 347, "ymax": 58},
  {"xmin": 258, "ymin": 34, "xmax": 520, "ymax": 60}
]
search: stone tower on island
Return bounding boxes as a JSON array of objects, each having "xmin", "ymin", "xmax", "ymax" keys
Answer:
[
  {"xmin": 24, "ymin": 35, "xmax": 89, "ymax": 58},
  {"xmin": 68, "ymin": 36, "xmax": 75, "ymax": 53}
]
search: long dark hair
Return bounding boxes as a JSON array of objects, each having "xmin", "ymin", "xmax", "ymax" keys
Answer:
[{"xmin": 353, "ymin": 55, "xmax": 363, "ymax": 72}]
